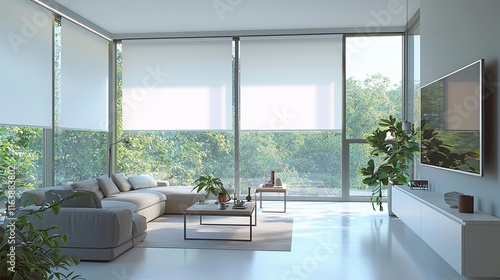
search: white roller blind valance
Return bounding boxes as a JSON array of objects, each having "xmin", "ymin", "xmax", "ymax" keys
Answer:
[
  {"xmin": 60, "ymin": 18, "xmax": 109, "ymax": 131},
  {"xmin": 0, "ymin": 0, "xmax": 52, "ymax": 128},
  {"xmin": 122, "ymin": 38, "xmax": 232, "ymax": 131},
  {"xmin": 240, "ymin": 35, "xmax": 343, "ymax": 131}
]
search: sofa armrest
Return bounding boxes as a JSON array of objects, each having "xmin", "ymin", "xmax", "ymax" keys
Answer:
[
  {"xmin": 22, "ymin": 206, "xmax": 133, "ymax": 248},
  {"xmin": 156, "ymin": 180, "xmax": 169, "ymax": 187}
]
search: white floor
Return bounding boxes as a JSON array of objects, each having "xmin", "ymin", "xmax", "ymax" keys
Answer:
[{"xmin": 70, "ymin": 202, "xmax": 489, "ymax": 280}]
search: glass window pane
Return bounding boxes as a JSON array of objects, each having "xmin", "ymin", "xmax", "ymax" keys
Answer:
[
  {"xmin": 116, "ymin": 131, "xmax": 235, "ymax": 186},
  {"xmin": 240, "ymin": 131, "xmax": 342, "ymax": 197},
  {"xmin": 0, "ymin": 126, "xmax": 43, "ymax": 189},
  {"xmin": 345, "ymin": 35, "xmax": 403, "ymax": 139},
  {"xmin": 349, "ymin": 143, "xmax": 386, "ymax": 197},
  {"xmin": 54, "ymin": 130, "xmax": 107, "ymax": 183},
  {"xmin": 0, "ymin": 126, "xmax": 43, "ymax": 214}
]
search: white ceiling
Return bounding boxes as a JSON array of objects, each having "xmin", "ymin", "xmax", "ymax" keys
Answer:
[{"xmin": 42, "ymin": 0, "xmax": 420, "ymax": 38}]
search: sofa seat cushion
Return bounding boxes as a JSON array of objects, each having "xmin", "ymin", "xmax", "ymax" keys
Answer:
[
  {"xmin": 144, "ymin": 186, "xmax": 202, "ymax": 198},
  {"xmin": 104, "ymin": 191, "xmax": 166, "ymax": 211},
  {"xmin": 101, "ymin": 200, "xmax": 138, "ymax": 213}
]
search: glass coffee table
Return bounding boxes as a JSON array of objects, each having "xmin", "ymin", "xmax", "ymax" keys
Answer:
[{"xmin": 184, "ymin": 201, "xmax": 256, "ymax": 241}]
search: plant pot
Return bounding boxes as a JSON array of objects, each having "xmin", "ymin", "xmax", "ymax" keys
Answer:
[{"xmin": 218, "ymin": 192, "xmax": 227, "ymax": 203}]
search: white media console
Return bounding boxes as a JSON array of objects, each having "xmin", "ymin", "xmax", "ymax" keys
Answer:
[{"xmin": 392, "ymin": 185, "xmax": 500, "ymax": 277}]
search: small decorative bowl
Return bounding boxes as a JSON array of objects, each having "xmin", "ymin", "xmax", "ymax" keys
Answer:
[{"xmin": 234, "ymin": 200, "xmax": 245, "ymax": 207}]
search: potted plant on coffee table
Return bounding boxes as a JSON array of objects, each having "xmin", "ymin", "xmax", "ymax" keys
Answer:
[
  {"xmin": 360, "ymin": 115, "xmax": 419, "ymax": 212},
  {"xmin": 192, "ymin": 174, "xmax": 229, "ymax": 203}
]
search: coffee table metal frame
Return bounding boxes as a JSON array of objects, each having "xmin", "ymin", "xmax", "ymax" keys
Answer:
[
  {"xmin": 184, "ymin": 201, "xmax": 256, "ymax": 241},
  {"xmin": 255, "ymin": 185, "xmax": 287, "ymax": 213}
]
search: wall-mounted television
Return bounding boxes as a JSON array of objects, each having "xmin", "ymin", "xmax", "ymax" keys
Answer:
[{"xmin": 420, "ymin": 59, "xmax": 483, "ymax": 176}]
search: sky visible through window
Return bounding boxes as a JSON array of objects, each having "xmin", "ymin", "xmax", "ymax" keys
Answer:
[{"xmin": 346, "ymin": 36, "xmax": 403, "ymax": 86}]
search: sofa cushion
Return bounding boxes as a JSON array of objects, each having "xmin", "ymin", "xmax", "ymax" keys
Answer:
[
  {"xmin": 128, "ymin": 174, "xmax": 158, "ymax": 189},
  {"xmin": 72, "ymin": 179, "xmax": 105, "ymax": 200},
  {"xmin": 45, "ymin": 189, "xmax": 102, "ymax": 208},
  {"xmin": 96, "ymin": 175, "xmax": 120, "ymax": 197},
  {"xmin": 101, "ymin": 200, "xmax": 138, "ymax": 213},
  {"xmin": 111, "ymin": 173, "xmax": 133, "ymax": 192},
  {"xmin": 104, "ymin": 191, "xmax": 166, "ymax": 211}
]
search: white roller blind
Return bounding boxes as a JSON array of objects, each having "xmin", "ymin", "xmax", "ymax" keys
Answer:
[
  {"xmin": 240, "ymin": 35, "xmax": 342, "ymax": 130},
  {"xmin": 0, "ymin": 0, "xmax": 52, "ymax": 128},
  {"xmin": 60, "ymin": 18, "xmax": 109, "ymax": 131},
  {"xmin": 122, "ymin": 38, "xmax": 232, "ymax": 131}
]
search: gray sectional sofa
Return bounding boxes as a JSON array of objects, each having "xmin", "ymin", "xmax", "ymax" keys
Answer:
[{"xmin": 20, "ymin": 173, "xmax": 206, "ymax": 261}]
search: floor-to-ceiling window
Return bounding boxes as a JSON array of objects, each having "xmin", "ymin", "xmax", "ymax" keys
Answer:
[
  {"xmin": 0, "ymin": 1, "xmax": 51, "ymax": 208},
  {"xmin": 345, "ymin": 35, "xmax": 403, "ymax": 198},
  {"xmin": 239, "ymin": 35, "xmax": 343, "ymax": 198},
  {"xmin": 53, "ymin": 19, "xmax": 108, "ymax": 184},
  {"xmin": 116, "ymin": 39, "xmax": 235, "ymax": 187}
]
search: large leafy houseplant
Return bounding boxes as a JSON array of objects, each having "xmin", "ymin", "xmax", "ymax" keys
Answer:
[
  {"xmin": 360, "ymin": 115, "xmax": 419, "ymax": 211},
  {"xmin": 192, "ymin": 174, "xmax": 228, "ymax": 201},
  {"xmin": 0, "ymin": 191, "xmax": 82, "ymax": 279}
]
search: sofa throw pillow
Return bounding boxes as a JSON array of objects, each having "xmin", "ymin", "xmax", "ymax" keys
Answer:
[
  {"xmin": 111, "ymin": 173, "xmax": 133, "ymax": 192},
  {"xmin": 96, "ymin": 175, "xmax": 120, "ymax": 197},
  {"xmin": 72, "ymin": 179, "xmax": 105, "ymax": 201},
  {"xmin": 45, "ymin": 190, "xmax": 102, "ymax": 208},
  {"xmin": 128, "ymin": 174, "xmax": 158, "ymax": 189}
]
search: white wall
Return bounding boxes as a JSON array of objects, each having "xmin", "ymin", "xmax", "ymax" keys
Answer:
[{"xmin": 420, "ymin": 0, "xmax": 500, "ymax": 216}]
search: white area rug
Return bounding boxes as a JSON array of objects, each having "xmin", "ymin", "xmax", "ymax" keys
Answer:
[{"xmin": 136, "ymin": 214, "xmax": 293, "ymax": 252}]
